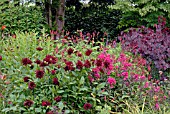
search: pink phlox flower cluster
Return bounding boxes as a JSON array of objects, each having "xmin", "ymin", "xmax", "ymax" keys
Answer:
[
  {"xmin": 107, "ymin": 77, "xmax": 116, "ymax": 88},
  {"xmin": 121, "ymin": 72, "xmax": 128, "ymax": 80}
]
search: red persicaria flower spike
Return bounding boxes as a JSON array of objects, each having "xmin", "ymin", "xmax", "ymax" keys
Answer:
[
  {"xmin": 22, "ymin": 58, "xmax": 32, "ymax": 66},
  {"xmin": 28, "ymin": 81, "xmax": 36, "ymax": 90},
  {"xmin": 83, "ymin": 103, "xmax": 92, "ymax": 110},
  {"xmin": 23, "ymin": 76, "xmax": 30, "ymax": 82},
  {"xmin": 1, "ymin": 25, "xmax": 6, "ymax": 30},
  {"xmin": 35, "ymin": 70, "xmax": 44, "ymax": 78},
  {"xmin": 54, "ymin": 96, "xmax": 62, "ymax": 102},
  {"xmin": 67, "ymin": 48, "xmax": 74, "ymax": 55},
  {"xmin": 42, "ymin": 101, "xmax": 51, "ymax": 106},
  {"xmin": 36, "ymin": 47, "xmax": 43, "ymax": 51},
  {"xmin": 53, "ymin": 77, "xmax": 59, "ymax": 86},
  {"xmin": 85, "ymin": 49, "xmax": 92, "ymax": 56},
  {"xmin": 24, "ymin": 100, "xmax": 33, "ymax": 107}
]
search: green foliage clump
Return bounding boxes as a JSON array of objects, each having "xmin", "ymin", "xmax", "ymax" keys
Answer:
[
  {"xmin": 113, "ymin": 0, "xmax": 170, "ymax": 30},
  {"xmin": 0, "ymin": 0, "xmax": 46, "ymax": 34}
]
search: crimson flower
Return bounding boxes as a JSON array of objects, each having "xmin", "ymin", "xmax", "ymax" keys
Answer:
[
  {"xmin": 84, "ymin": 60, "xmax": 91, "ymax": 68},
  {"xmin": 36, "ymin": 47, "xmax": 43, "ymax": 51},
  {"xmin": 67, "ymin": 48, "xmax": 74, "ymax": 55},
  {"xmin": 23, "ymin": 76, "xmax": 30, "ymax": 82},
  {"xmin": 76, "ymin": 60, "xmax": 83, "ymax": 70},
  {"xmin": 24, "ymin": 100, "xmax": 33, "ymax": 107},
  {"xmin": 42, "ymin": 101, "xmax": 51, "ymax": 106},
  {"xmin": 53, "ymin": 78, "xmax": 59, "ymax": 86},
  {"xmin": 64, "ymin": 61, "xmax": 75, "ymax": 71},
  {"xmin": 83, "ymin": 103, "xmax": 92, "ymax": 110},
  {"xmin": 36, "ymin": 70, "xmax": 44, "ymax": 78},
  {"xmin": 22, "ymin": 58, "xmax": 32, "ymax": 66},
  {"xmin": 85, "ymin": 49, "xmax": 92, "ymax": 56},
  {"xmin": 35, "ymin": 59, "xmax": 41, "ymax": 64},
  {"xmin": 28, "ymin": 81, "xmax": 36, "ymax": 90},
  {"xmin": 96, "ymin": 59, "xmax": 102, "ymax": 67},
  {"xmin": 51, "ymin": 70, "xmax": 56, "ymax": 75},
  {"xmin": 43, "ymin": 55, "xmax": 57, "ymax": 64},
  {"xmin": 54, "ymin": 96, "xmax": 62, "ymax": 102}
]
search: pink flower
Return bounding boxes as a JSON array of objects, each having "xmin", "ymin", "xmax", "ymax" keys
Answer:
[
  {"xmin": 107, "ymin": 77, "xmax": 116, "ymax": 88},
  {"xmin": 154, "ymin": 86, "xmax": 160, "ymax": 92},
  {"xmin": 121, "ymin": 72, "xmax": 128, "ymax": 80},
  {"xmin": 144, "ymin": 82, "xmax": 149, "ymax": 88},
  {"xmin": 155, "ymin": 103, "xmax": 160, "ymax": 110},
  {"xmin": 83, "ymin": 103, "xmax": 92, "ymax": 110},
  {"xmin": 88, "ymin": 75, "xmax": 94, "ymax": 83}
]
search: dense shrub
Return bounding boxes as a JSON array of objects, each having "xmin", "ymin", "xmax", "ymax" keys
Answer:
[
  {"xmin": 0, "ymin": 0, "xmax": 46, "ymax": 34},
  {"xmin": 119, "ymin": 16, "xmax": 170, "ymax": 72},
  {"xmin": 65, "ymin": 5, "xmax": 121, "ymax": 40}
]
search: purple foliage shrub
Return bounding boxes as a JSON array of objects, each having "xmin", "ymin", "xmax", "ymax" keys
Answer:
[{"xmin": 119, "ymin": 16, "xmax": 170, "ymax": 71}]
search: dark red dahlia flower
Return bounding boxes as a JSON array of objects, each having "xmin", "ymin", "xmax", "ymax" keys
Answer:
[
  {"xmin": 51, "ymin": 70, "xmax": 56, "ymax": 75},
  {"xmin": 24, "ymin": 100, "xmax": 33, "ymax": 107},
  {"xmin": 53, "ymin": 78, "xmax": 59, "ymax": 86},
  {"xmin": 54, "ymin": 96, "xmax": 62, "ymax": 102},
  {"xmin": 83, "ymin": 103, "xmax": 92, "ymax": 110},
  {"xmin": 76, "ymin": 60, "xmax": 83, "ymax": 70},
  {"xmin": 22, "ymin": 58, "xmax": 32, "ymax": 66},
  {"xmin": 67, "ymin": 48, "xmax": 74, "ymax": 55},
  {"xmin": 43, "ymin": 55, "xmax": 57, "ymax": 64},
  {"xmin": 85, "ymin": 49, "xmax": 92, "ymax": 56},
  {"xmin": 36, "ymin": 70, "xmax": 44, "ymax": 78},
  {"xmin": 96, "ymin": 59, "xmax": 102, "ymax": 67},
  {"xmin": 36, "ymin": 47, "xmax": 43, "ymax": 51},
  {"xmin": 28, "ymin": 81, "xmax": 36, "ymax": 90},
  {"xmin": 84, "ymin": 60, "xmax": 91, "ymax": 68},
  {"xmin": 42, "ymin": 101, "xmax": 51, "ymax": 106},
  {"xmin": 23, "ymin": 76, "xmax": 30, "ymax": 82},
  {"xmin": 35, "ymin": 59, "xmax": 41, "ymax": 64}
]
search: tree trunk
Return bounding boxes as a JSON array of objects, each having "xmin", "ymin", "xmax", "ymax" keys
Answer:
[{"xmin": 55, "ymin": 0, "xmax": 65, "ymax": 32}]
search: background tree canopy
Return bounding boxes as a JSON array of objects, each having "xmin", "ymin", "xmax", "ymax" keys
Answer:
[{"xmin": 1, "ymin": 0, "xmax": 170, "ymax": 40}]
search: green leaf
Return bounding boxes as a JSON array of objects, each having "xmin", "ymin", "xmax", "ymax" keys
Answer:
[
  {"xmin": 35, "ymin": 108, "xmax": 42, "ymax": 112},
  {"xmin": 57, "ymin": 90, "xmax": 65, "ymax": 93},
  {"xmin": 79, "ymin": 76, "xmax": 85, "ymax": 85},
  {"xmin": 96, "ymin": 82, "xmax": 106, "ymax": 90}
]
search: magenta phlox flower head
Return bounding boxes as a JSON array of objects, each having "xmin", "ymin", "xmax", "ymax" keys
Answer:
[
  {"xmin": 107, "ymin": 77, "xmax": 116, "ymax": 88},
  {"xmin": 121, "ymin": 72, "xmax": 129, "ymax": 80},
  {"xmin": 154, "ymin": 86, "xmax": 160, "ymax": 92},
  {"xmin": 155, "ymin": 102, "xmax": 160, "ymax": 110},
  {"xmin": 144, "ymin": 82, "xmax": 149, "ymax": 88},
  {"xmin": 133, "ymin": 74, "xmax": 139, "ymax": 81}
]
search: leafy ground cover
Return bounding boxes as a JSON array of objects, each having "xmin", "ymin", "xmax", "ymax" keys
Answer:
[{"xmin": 0, "ymin": 27, "xmax": 170, "ymax": 114}]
